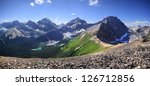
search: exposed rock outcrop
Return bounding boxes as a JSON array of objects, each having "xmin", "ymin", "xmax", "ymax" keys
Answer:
[{"xmin": 97, "ymin": 16, "xmax": 130, "ymax": 44}]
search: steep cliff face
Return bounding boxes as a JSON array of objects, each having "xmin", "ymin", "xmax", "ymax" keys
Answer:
[{"xmin": 97, "ymin": 16, "xmax": 130, "ymax": 44}]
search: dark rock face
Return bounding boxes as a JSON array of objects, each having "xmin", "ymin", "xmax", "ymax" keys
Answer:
[
  {"xmin": 97, "ymin": 16, "xmax": 130, "ymax": 44},
  {"xmin": 12, "ymin": 20, "xmax": 21, "ymax": 26},
  {"xmin": 37, "ymin": 30, "xmax": 64, "ymax": 42},
  {"xmin": 37, "ymin": 18, "xmax": 57, "ymax": 32},
  {"xmin": 26, "ymin": 20, "xmax": 39, "ymax": 29}
]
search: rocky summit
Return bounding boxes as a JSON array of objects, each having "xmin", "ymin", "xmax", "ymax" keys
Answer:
[
  {"xmin": 60, "ymin": 17, "xmax": 90, "ymax": 33},
  {"xmin": 97, "ymin": 16, "xmax": 130, "ymax": 44}
]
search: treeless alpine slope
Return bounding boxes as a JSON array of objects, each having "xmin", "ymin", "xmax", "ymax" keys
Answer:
[{"xmin": 0, "ymin": 40, "xmax": 150, "ymax": 69}]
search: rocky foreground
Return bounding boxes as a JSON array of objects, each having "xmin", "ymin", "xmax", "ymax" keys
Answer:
[{"xmin": 0, "ymin": 40, "xmax": 150, "ymax": 69}]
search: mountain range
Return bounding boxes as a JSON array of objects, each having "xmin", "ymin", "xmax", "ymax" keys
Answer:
[{"xmin": 0, "ymin": 16, "xmax": 150, "ymax": 58}]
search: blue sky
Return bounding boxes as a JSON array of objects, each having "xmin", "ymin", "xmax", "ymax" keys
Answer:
[{"xmin": 0, "ymin": 0, "xmax": 150, "ymax": 26}]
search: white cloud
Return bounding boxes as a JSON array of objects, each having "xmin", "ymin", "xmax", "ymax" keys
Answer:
[
  {"xmin": 125, "ymin": 20, "xmax": 150, "ymax": 27},
  {"xmin": 30, "ymin": 0, "xmax": 52, "ymax": 6},
  {"xmin": 35, "ymin": 0, "xmax": 44, "ymax": 5},
  {"xmin": 30, "ymin": 2, "xmax": 35, "ymax": 6},
  {"xmin": 47, "ymin": 0, "xmax": 52, "ymax": 4},
  {"xmin": 89, "ymin": 0, "xmax": 99, "ymax": 6},
  {"xmin": 71, "ymin": 13, "xmax": 76, "ymax": 16}
]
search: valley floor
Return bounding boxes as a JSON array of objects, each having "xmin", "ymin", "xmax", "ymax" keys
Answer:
[{"xmin": 0, "ymin": 40, "xmax": 150, "ymax": 69}]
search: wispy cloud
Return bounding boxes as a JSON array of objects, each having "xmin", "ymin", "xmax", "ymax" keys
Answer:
[
  {"xmin": 71, "ymin": 13, "xmax": 76, "ymax": 16},
  {"xmin": 35, "ymin": 0, "xmax": 44, "ymax": 5},
  {"xmin": 30, "ymin": 0, "xmax": 52, "ymax": 6},
  {"xmin": 47, "ymin": 0, "xmax": 52, "ymax": 3},
  {"xmin": 80, "ymin": 0, "xmax": 100, "ymax": 6},
  {"xmin": 125, "ymin": 20, "xmax": 150, "ymax": 27},
  {"xmin": 89, "ymin": 0, "xmax": 99, "ymax": 6},
  {"xmin": 30, "ymin": 2, "xmax": 35, "ymax": 6}
]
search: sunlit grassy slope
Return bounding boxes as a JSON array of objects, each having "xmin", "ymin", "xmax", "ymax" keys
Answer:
[
  {"xmin": 58, "ymin": 33, "xmax": 106, "ymax": 57},
  {"xmin": 0, "ymin": 33, "xmax": 108, "ymax": 58}
]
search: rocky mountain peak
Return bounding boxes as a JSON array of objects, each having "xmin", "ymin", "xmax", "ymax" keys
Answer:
[
  {"xmin": 26, "ymin": 20, "xmax": 36, "ymax": 24},
  {"xmin": 59, "ymin": 17, "xmax": 89, "ymax": 33},
  {"xmin": 97, "ymin": 16, "xmax": 130, "ymax": 44},
  {"xmin": 102, "ymin": 16, "xmax": 122, "ymax": 24},
  {"xmin": 37, "ymin": 18, "xmax": 56, "ymax": 26},
  {"xmin": 61, "ymin": 17, "xmax": 88, "ymax": 32},
  {"xmin": 37, "ymin": 18, "xmax": 57, "ymax": 31},
  {"xmin": 12, "ymin": 20, "xmax": 21, "ymax": 25},
  {"xmin": 67, "ymin": 17, "xmax": 87, "ymax": 26},
  {"xmin": 26, "ymin": 20, "xmax": 39, "ymax": 29}
]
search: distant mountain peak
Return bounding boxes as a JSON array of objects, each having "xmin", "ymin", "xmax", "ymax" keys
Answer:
[
  {"xmin": 26, "ymin": 20, "xmax": 37, "ymax": 26},
  {"xmin": 38, "ymin": 18, "xmax": 53, "ymax": 23},
  {"xmin": 68, "ymin": 17, "xmax": 87, "ymax": 24},
  {"xmin": 26, "ymin": 20, "xmax": 39, "ymax": 29},
  {"xmin": 42, "ymin": 18, "xmax": 50, "ymax": 20},
  {"xmin": 65, "ymin": 17, "xmax": 87, "ymax": 30},
  {"xmin": 27, "ymin": 20, "xmax": 35, "ymax": 23},
  {"xmin": 12, "ymin": 20, "xmax": 20, "ymax": 23},
  {"xmin": 59, "ymin": 17, "xmax": 91, "ymax": 33},
  {"xmin": 74, "ymin": 17, "xmax": 81, "ymax": 20},
  {"xmin": 37, "ymin": 18, "xmax": 57, "ymax": 31},
  {"xmin": 12, "ymin": 20, "xmax": 21, "ymax": 26}
]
